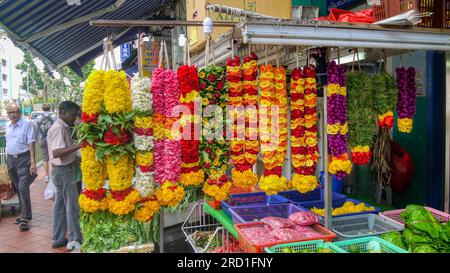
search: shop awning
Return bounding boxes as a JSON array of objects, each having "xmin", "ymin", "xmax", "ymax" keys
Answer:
[{"xmin": 0, "ymin": 0, "xmax": 169, "ymax": 77}]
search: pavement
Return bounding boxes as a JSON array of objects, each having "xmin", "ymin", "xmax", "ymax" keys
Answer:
[{"xmin": 0, "ymin": 167, "xmax": 67, "ymax": 253}]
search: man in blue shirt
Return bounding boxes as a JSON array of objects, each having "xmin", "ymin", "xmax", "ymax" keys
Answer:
[{"xmin": 5, "ymin": 102, "xmax": 38, "ymax": 231}]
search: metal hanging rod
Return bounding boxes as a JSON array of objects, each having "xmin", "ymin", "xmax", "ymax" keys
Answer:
[
  {"xmin": 205, "ymin": 4, "xmax": 275, "ymax": 19},
  {"xmin": 90, "ymin": 19, "xmax": 238, "ymax": 27}
]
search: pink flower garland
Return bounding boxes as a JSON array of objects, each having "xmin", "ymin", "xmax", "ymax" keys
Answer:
[{"xmin": 151, "ymin": 68, "xmax": 181, "ymax": 185}]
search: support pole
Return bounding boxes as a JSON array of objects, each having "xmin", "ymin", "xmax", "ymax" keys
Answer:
[
  {"xmin": 323, "ymin": 86, "xmax": 332, "ymax": 228},
  {"xmin": 446, "ymin": 51, "xmax": 450, "ymax": 213},
  {"xmin": 159, "ymin": 210, "xmax": 164, "ymax": 253}
]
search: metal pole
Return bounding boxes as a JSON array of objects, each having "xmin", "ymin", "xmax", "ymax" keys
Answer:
[
  {"xmin": 159, "ymin": 210, "xmax": 164, "ymax": 253},
  {"xmin": 446, "ymin": 51, "xmax": 450, "ymax": 213},
  {"xmin": 90, "ymin": 20, "xmax": 237, "ymax": 27},
  {"xmin": 323, "ymin": 85, "xmax": 332, "ymax": 228}
]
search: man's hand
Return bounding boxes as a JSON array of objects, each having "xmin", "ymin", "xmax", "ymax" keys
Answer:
[{"xmin": 30, "ymin": 162, "xmax": 37, "ymax": 176}]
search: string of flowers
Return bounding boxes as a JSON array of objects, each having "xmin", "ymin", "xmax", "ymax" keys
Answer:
[
  {"xmin": 372, "ymin": 73, "xmax": 397, "ymax": 129},
  {"xmin": 327, "ymin": 61, "xmax": 352, "ymax": 180},
  {"xmin": 396, "ymin": 66, "xmax": 416, "ymax": 133},
  {"xmin": 79, "ymin": 71, "xmax": 108, "ymax": 213},
  {"xmin": 259, "ymin": 64, "xmax": 290, "ymax": 195},
  {"xmin": 131, "ymin": 74, "xmax": 159, "ymax": 222},
  {"xmin": 290, "ymin": 66, "xmax": 320, "ymax": 193},
  {"xmin": 228, "ymin": 54, "xmax": 259, "ymax": 189},
  {"xmin": 103, "ymin": 70, "xmax": 140, "ymax": 216},
  {"xmin": 152, "ymin": 68, "xmax": 185, "ymax": 208},
  {"xmin": 199, "ymin": 66, "xmax": 232, "ymax": 201},
  {"xmin": 178, "ymin": 65, "xmax": 205, "ymax": 187},
  {"xmin": 347, "ymin": 71, "xmax": 376, "ymax": 166}
]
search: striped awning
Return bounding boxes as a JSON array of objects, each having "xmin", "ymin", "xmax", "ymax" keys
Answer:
[{"xmin": 0, "ymin": 0, "xmax": 169, "ymax": 76}]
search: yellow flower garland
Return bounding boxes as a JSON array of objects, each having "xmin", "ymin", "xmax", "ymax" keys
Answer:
[
  {"xmin": 231, "ymin": 169, "xmax": 258, "ymax": 189},
  {"xmin": 136, "ymin": 151, "xmax": 154, "ymax": 167},
  {"xmin": 292, "ymin": 174, "xmax": 318, "ymax": 194},
  {"xmin": 83, "ymin": 70, "xmax": 105, "ymax": 115},
  {"xmin": 134, "ymin": 116, "xmax": 153, "ymax": 129},
  {"xmin": 202, "ymin": 182, "xmax": 232, "ymax": 201},
  {"xmin": 259, "ymin": 175, "xmax": 290, "ymax": 196},
  {"xmin": 398, "ymin": 118, "xmax": 413, "ymax": 133},
  {"xmin": 81, "ymin": 145, "xmax": 106, "ymax": 191},
  {"xmin": 103, "ymin": 70, "xmax": 132, "ymax": 114},
  {"xmin": 107, "ymin": 189, "xmax": 140, "ymax": 215},
  {"xmin": 106, "ymin": 155, "xmax": 135, "ymax": 191},
  {"xmin": 311, "ymin": 201, "xmax": 375, "ymax": 216},
  {"xmin": 78, "ymin": 194, "xmax": 108, "ymax": 213},
  {"xmin": 134, "ymin": 199, "xmax": 160, "ymax": 222},
  {"xmin": 156, "ymin": 182, "xmax": 185, "ymax": 207},
  {"xmin": 180, "ymin": 170, "xmax": 205, "ymax": 187}
]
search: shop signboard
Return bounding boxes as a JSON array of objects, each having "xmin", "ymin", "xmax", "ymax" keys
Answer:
[
  {"xmin": 120, "ymin": 43, "xmax": 131, "ymax": 62},
  {"xmin": 142, "ymin": 41, "xmax": 160, "ymax": 78}
]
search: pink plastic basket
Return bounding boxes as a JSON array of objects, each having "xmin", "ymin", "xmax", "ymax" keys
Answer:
[{"xmin": 380, "ymin": 207, "xmax": 450, "ymax": 226}]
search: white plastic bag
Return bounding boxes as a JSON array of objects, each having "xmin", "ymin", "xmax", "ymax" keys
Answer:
[{"xmin": 44, "ymin": 180, "xmax": 56, "ymax": 201}]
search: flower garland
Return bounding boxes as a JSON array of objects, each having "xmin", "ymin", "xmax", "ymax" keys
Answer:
[
  {"xmin": 131, "ymin": 74, "xmax": 160, "ymax": 221},
  {"xmin": 259, "ymin": 64, "xmax": 290, "ymax": 195},
  {"xmin": 290, "ymin": 66, "xmax": 320, "ymax": 193},
  {"xmin": 347, "ymin": 72, "xmax": 376, "ymax": 166},
  {"xmin": 103, "ymin": 71, "xmax": 132, "ymax": 114},
  {"xmin": 372, "ymin": 73, "xmax": 398, "ymax": 129},
  {"xmin": 228, "ymin": 54, "xmax": 259, "ymax": 189},
  {"xmin": 79, "ymin": 71, "xmax": 108, "ymax": 213},
  {"xmin": 396, "ymin": 67, "xmax": 416, "ymax": 133},
  {"xmin": 151, "ymin": 67, "xmax": 184, "ymax": 207},
  {"xmin": 327, "ymin": 61, "xmax": 352, "ymax": 180},
  {"xmin": 178, "ymin": 65, "xmax": 204, "ymax": 187},
  {"xmin": 199, "ymin": 65, "xmax": 231, "ymax": 201}
]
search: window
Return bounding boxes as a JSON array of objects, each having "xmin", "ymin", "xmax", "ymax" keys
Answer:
[
  {"xmin": 2, "ymin": 74, "xmax": 6, "ymax": 81},
  {"xmin": 3, "ymin": 88, "xmax": 7, "ymax": 95},
  {"xmin": 1, "ymin": 60, "xmax": 6, "ymax": 67}
]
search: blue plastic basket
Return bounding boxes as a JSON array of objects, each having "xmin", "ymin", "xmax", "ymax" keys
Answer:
[
  {"xmin": 297, "ymin": 198, "xmax": 381, "ymax": 218},
  {"xmin": 229, "ymin": 203, "xmax": 306, "ymax": 224},
  {"xmin": 278, "ymin": 189, "xmax": 348, "ymax": 207},
  {"xmin": 221, "ymin": 192, "xmax": 289, "ymax": 219}
]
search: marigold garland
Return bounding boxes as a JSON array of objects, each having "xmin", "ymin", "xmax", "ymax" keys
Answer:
[
  {"xmin": 134, "ymin": 198, "xmax": 160, "ymax": 222},
  {"xmin": 79, "ymin": 188, "xmax": 108, "ymax": 213},
  {"xmin": 259, "ymin": 64, "xmax": 289, "ymax": 195},
  {"xmin": 103, "ymin": 70, "xmax": 132, "ymax": 114},
  {"xmin": 203, "ymin": 181, "xmax": 232, "ymax": 201},
  {"xmin": 107, "ymin": 188, "xmax": 140, "ymax": 215},
  {"xmin": 83, "ymin": 70, "xmax": 105, "ymax": 116},
  {"xmin": 156, "ymin": 181, "xmax": 185, "ymax": 207},
  {"xmin": 81, "ymin": 145, "xmax": 106, "ymax": 190},
  {"xmin": 106, "ymin": 155, "xmax": 135, "ymax": 192},
  {"xmin": 290, "ymin": 66, "xmax": 319, "ymax": 193}
]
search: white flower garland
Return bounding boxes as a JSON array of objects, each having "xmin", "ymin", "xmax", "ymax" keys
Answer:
[{"xmin": 131, "ymin": 74, "xmax": 156, "ymax": 198}]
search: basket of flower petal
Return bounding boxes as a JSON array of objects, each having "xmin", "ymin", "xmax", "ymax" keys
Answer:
[{"xmin": 297, "ymin": 198, "xmax": 381, "ymax": 219}]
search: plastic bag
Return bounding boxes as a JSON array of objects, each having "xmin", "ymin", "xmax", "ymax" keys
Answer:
[
  {"xmin": 260, "ymin": 217, "xmax": 294, "ymax": 229},
  {"xmin": 289, "ymin": 212, "xmax": 320, "ymax": 226},
  {"xmin": 44, "ymin": 180, "xmax": 56, "ymax": 201}
]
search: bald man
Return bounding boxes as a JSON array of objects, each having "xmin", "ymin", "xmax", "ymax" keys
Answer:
[{"xmin": 5, "ymin": 102, "xmax": 38, "ymax": 231}]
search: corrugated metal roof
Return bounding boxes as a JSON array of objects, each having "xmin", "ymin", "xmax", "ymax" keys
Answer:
[{"xmin": 0, "ymin": 0, "xmax": 169, "ymax": 76}]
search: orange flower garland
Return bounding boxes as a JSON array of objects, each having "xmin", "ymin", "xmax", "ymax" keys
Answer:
[
  {"xmin": 290, "ymin": 66, "xmax": 319, "ymax": 193},
  {"xmin": 228, "ymin": 54, "xmax": 259, "ymax": 189},
  {"xmin": 259, "ymin": 64, "xmax": 290, "ymax": 195}
]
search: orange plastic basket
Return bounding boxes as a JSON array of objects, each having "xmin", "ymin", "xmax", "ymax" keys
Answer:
[{"xmin": 235, "ymin": 222, "xmax": 336, "ymax": 253}]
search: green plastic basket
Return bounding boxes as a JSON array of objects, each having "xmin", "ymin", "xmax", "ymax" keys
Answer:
[
  {"xmin": 332, "ymin": 237, "xmax": 409, "ymax": 253},
  {"xmin": 265, "ymin": 240, "xmax": 346, "ymax": 253}
]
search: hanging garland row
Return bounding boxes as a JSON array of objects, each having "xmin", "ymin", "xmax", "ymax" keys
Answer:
[
  {"xmin": 290, "ymin": 65, "xmax": 320, "ymax": 193},
  {"xmin": 199, "ymin": 66, "xmax": 232, "ymax": 201},
  {"xmin": 327, "ymin": 61, "xmax": 352, "ymax": 180}
]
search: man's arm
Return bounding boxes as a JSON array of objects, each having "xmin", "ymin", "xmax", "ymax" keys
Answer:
[
  {"xmin": 52, "ymin": 144, "xmax": 82, "ymax": 159},
  {"xmin": 26, "ymin": 121, "xmax": 37, "ymax": 175}
]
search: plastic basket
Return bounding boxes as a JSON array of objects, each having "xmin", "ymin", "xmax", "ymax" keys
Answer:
[
  {"xmin": 332, "ymin": 236, "xmax": 409, "ymax": 253},
  {"xmin": 229, "ymin": 203, "xmax": 306, "ymax": 224},
  {"xmin": 329, "ymin": 214, "xmax": 404, "ymax": 239},
  {"xmin": 297, "ymin": 198, "xmax": 381, "ymax": 218},
  {"xmin": 379, "ymin": 207, "xmax": 450, "ymax": 226},
  {"xmin": 221, "ymin": 192, "xmax": 289, "ymax": 219},
  {"xmin": 265, "ymin": 240, "xmax": 346, "ymax": 253},
  {"xmin": 235, "ymin": 222, "xmax": 336, "ymax": 253},
  {"xmin": 278, "ymin": 188, "xmax": 322, "ymax": 203}
]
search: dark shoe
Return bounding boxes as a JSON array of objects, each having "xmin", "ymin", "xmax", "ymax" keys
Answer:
[
  {"xmin": 19, "ymin": 220, "xmax": 29, "ymax": 231},
  {"xmin": 15, "ymin": 217, "xmax": 31, "ymax": 224},
  {"xmin": 52, "ymin": 239, "xmax": 69, "ymax": 249}
]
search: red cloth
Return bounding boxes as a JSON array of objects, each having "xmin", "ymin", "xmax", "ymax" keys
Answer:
[
  {"xmin": 390, "ymin": 141, "xmax": 414, "ymax": 194},
  {"xmin": 315, "ymin": 8, "xmax": 375, "ymax": 24}
]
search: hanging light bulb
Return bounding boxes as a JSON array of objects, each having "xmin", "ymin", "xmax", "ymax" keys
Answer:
[
  {"xmin": 178, "ymin": 33, "xmax": 187, "ymax": 47},
  {"xmin": 203, "ymin": 16, "xmax": 213, "ymax": 34}
]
